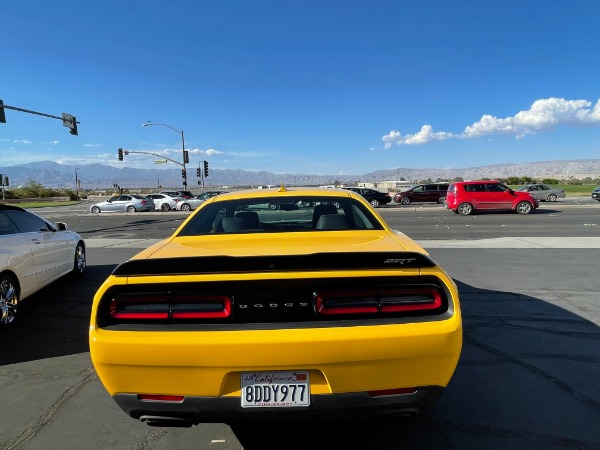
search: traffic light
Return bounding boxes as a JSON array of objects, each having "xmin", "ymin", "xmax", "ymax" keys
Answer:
[
  {"xmin": 181, "ymin": 169, "xmax": 187, "ymax": 178},
  {"xmin": 62, "ymin": 113, "xmax": 78, "ymax": 136},
  {"xmin": 196, "ymin": 167, "xmax": 201, "ymax": 177},
  {"xmin": 0, "ymin": 100, "xmax": 6, "ymax": 123},
  {"xmin": 118, "ymin": 148, "xmax": 123, "ymax": 161},
  {"xmin": 203, "ymin": 160, "xmax": 209, "ymax": 177}
]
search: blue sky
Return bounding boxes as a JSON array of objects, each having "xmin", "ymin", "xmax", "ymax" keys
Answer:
[{"xmin": 2, "ymin": 0, "xmax": 600, "ymax": 176}]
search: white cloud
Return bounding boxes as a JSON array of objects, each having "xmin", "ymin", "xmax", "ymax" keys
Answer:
[
  {"xmin": 84, "ymin": 143, "xmax": 102, "ymax": 147},
  {"xmin": 382, "ymin": 97, "xmax": 600, "ymax": 146},
  {"xmin": 13, "ymin": 139, "xmax": 32, "ymax": 144}
]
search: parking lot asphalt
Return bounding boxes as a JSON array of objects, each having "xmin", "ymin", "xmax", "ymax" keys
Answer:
[{"xmin": 1, "ymin": 206, "xmax": 599, "ymax": 449}]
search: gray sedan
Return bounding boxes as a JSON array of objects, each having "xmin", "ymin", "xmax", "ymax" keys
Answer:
[
  {"xmin": 90, "ymin": 194, "xmax": 155, "ymax": 213},
  {"xmin": 516, "ymin": 184, "xmax": 565, "ymax": 202}
]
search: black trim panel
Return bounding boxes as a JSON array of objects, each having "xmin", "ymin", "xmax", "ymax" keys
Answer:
[
  {"xmin": 113, "ymin": 386, "xmax": 444, "ymax": 426},
  {"xmin": 112, "ymin": 252, "xmax": 436, "ymax": 276}
]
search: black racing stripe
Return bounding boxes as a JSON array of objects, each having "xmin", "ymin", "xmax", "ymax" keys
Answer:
[{"xmin": 112, "ymin": 252, "xmax": 436, "ymax": 276}]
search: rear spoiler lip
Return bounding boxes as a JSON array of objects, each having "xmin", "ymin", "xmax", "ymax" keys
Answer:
[{"xmin": 112, "ymin": 252, "xmax": 436, "ymax": 276}]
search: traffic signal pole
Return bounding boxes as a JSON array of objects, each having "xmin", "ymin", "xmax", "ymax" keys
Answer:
[{"xmin": 0, "ymin": 99, "xmax": 79, "ymax": 135}]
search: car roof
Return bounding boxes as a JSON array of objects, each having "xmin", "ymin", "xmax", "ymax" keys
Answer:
[{"xmin": 0, "ymin": 204, "xmax": 27, "ymax": 212}]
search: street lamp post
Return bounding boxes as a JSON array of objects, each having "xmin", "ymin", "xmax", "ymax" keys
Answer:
[
  {"xmin": 143, "ymin": 121, "xmax": 187, "ymax": 190},
  {"xmin": 75, "ymin": 168, "xmax": 80, "ymax": 199}
]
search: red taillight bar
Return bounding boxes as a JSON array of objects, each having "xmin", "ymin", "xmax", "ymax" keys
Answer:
[
  {"xmin": 380, "ymin": 289, "xmax": 443, "ymax": 313},
  {"xmin": 109, "ymin": 295, "xmax": 231, "ymax": 320},
  {"xmin": 315, "ymin": 287, "xmax": 443, "ymax": 316},
  {"xmin": 315, "ymin": 290, "xmax": 378, "ymax": 315},
  {"xmin": 368, "ymin": 387, "xmax": 417, "ymax": 397},
  {"xmin": 138, "ymin": 394, "xmax": 185, "ymax": 403}
]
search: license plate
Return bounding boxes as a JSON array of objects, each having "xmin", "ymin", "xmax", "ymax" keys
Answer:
[{"xmin": 241, "ymin": 371, "xmax": 310, "ymax": 408}]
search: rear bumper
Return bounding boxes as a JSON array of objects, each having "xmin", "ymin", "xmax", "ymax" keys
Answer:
[{"xmin": 114, "ymin": 386, "xmax": 444, "ymax": 426}]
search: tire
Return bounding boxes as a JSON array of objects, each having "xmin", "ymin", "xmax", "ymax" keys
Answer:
[
  {"xmin": 547, "ymin": 193, "xmax": 557, "ymax": 202},
  {"xmin": 127, "ymin": 206, "xmax": 136, "ymax": 213},
  {"xmin": 72, "ymin": 243, "xmax": 86, "ymax": 277},
  {"xmin": 161, "ymin": 203, "xmax": 171, "ymax": 212},
  {"xmin": 180, "ymin": 203, "xmax": 191, "ymax": 212},
  {"xmin": 457, "ymin": 202, "xmax": 473, "ymax": 216},
  {"xmin": 516, "ymin": 201, "xmax": 533, "ymax": 214},
  {"xmin": 0, "ymin": 273, "xmax": 20, "ymax": 328},
  {"xmin": 400, "ymin": 197, "xmax": 410, "ymax": 205},
  {"xmin": 91, "ymin": 206, "xmax": 100, "ymax": 214},
  {"xmin": 370, "ymin": 199, "xmax": 380, "ymax": 208},
  {"xmin": 438, "ymin": 196, "xmax": 446, "ymax": 204}
]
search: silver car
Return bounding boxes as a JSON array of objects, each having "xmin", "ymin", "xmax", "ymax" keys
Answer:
[
  {"xmin": 176, "ymin": 191, "xmax": 227, "ymax": 211},
  {"xmin": 90, "ymin": 194, "xmax": 156, "ymax": 213},
  {"xmin": 516, "ymin": 184, "xmax": 565, "ymax": 202},
  {"xmin": 146, "ymin": 194, "xmax": 179, "ymax": 212}
]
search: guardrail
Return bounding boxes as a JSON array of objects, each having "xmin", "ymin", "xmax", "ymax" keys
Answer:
[{"xmin": 4, "ymin": 196, "xmax": 71, "ymax": 203}]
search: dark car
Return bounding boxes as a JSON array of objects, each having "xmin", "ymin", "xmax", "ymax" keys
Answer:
[
  {"xmin": 394, "ymin": 183, "xmax": 449, "ymax": 205},
  {"xmin": 343, "ymin": 187, "xmax": 391, "ymax": 208}
]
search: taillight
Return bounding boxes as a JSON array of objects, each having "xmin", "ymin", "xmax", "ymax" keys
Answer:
[
  {"xmin": 109, "ymin": 295, "xmax": 231, "ymax": 321},
  {"xmin": 315, "ymin": 287, "xmax": 444, "ymax": 316},
  {"xmin": 138, "ymin": 394, "xmax": 185, "ymax": 403},
  {"xmin": 315, "ymin": 290, "xmax": 378, "ymax": 315},
  {"xmin": 380, "ymin": 289, "xmax": 442, "ymax": 312},
  {"xmin": 141, "ymin": 200, "xmax": 148, "ymax": 205}
]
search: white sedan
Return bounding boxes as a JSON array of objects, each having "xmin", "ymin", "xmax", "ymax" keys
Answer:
[{"xmin": 0, "ymin": 205, "xmax": 86, "ymax": 327}]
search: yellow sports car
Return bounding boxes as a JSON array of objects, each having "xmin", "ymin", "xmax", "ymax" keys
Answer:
[{"xmin": 89, "ymin": 186, "xmax": 462, "ymax": 427}]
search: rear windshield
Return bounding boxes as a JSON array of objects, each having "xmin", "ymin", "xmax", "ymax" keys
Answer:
[{"xmin": 177, "ymin": 196, "xmax": 384, "ymax": 236}]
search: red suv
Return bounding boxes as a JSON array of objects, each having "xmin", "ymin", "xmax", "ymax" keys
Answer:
[{"xmin": 445, "ymin": 180, "xmax": 539, "ymax": 215}]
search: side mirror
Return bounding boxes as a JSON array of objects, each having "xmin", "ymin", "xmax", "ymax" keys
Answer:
[{"xmin": 55, "ymin": 222, "xmax": 68, "ymax": 231}]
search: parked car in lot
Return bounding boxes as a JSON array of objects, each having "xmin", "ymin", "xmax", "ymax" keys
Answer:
[
  {"xmin": 90, "ymin": 194, "xmax": 155, "ymax": 213},
  {"xmin": 515, "ymin": 184, "xmax": 565, "ymax": 202},
  {"xmin": 394, "ymin": 183, "xmax": 449, "ymax": 205},
  {"xmin": 592, "ymin": 186, "xmax": 600, "ymax": 202},
  {"xmin": 176, "ymin": 191, "xmax": 227, "ymax": 211},
  {"xmin": 1, "ymin": 205, "xmax": 86, "ymax": 327},
  {"xmin": 343, "ymin": 187, "xmax": 391, "ymax": 207},
  {"xmin": 89, "ymin": 187, "xmax": 462, "ymax": 426},
  {"xmin": 445, "ymin": 180, "xmax": 539, "ymax": 215},
  {"xmin": 146, "ymin": 194, "xmax": 179, "ymax": 212}
]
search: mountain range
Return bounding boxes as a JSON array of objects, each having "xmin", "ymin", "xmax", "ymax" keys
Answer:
[{"xmin": 1, "ymin": 159, "xmax": 600, "ymax": 190}]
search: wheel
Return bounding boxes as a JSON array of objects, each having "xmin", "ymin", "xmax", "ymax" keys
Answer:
[
  {"xmin": 91, "ymin": 206, "xmax": 100, "ymax": 214},
  {"xmin": 127, "ymin": 206, "xmax": 136, "ymax": 213},
  {"xmin": 438, "ymin": 196, "xmax": 446, "ymax": 204},
  {"xmin": 547, "ymin": 193, "xmax": 557, "ymax": 202},
  {"xmin": 161, "ymin": 203, "xmax": 171, "ymax": 212},
  {"xmin": 457, "ymin": 202, "xmax": 473, "ymax": 215},
  {"xmin": 400, "ymin": 197, "xmax": 410, "ymax": 205},
  {"xmin": 516, "ymin": 201, "xmax": 533, "ymax": 214},
  {"xmin": 370, "ymin": 199, "xmax": 380, "ymax": 208},
  {"xmin": 333, "ymin": 202, "xmax": 341, "ymax": 209},
  {"xmin": 0, "ymin": 273, "xmax": 20, "ymax": 328},
  {"xmin": 72, "ymin": 243, "xmax": 86, "ymax": 276},
  {"xmin": 180, "ymin": 203, "xmax": 191, "ymax": 212}
]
